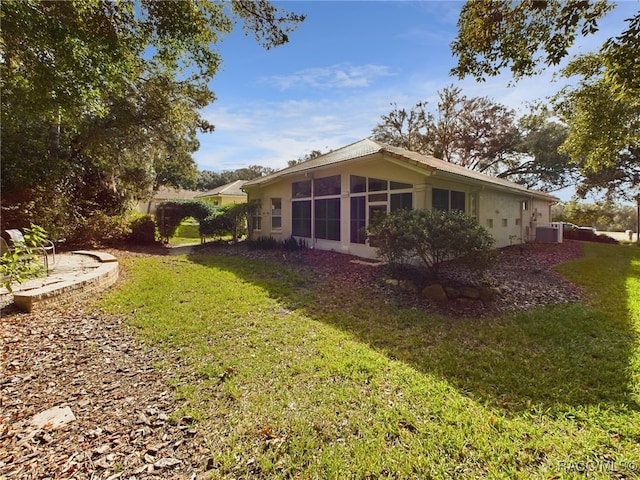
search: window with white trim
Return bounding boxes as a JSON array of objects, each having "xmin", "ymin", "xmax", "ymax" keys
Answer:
[{"xmin": 271, "ymin": 198, "xmax": 282, "ymax": 230}]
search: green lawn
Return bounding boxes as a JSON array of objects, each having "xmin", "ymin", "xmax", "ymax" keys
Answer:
[
  {"xmin": 169, "ymin": 220, "xmax": 201, "ymax": 245},
  {"xmin": 171, "ymin": 220, "xmax": 235, "ymax": 245},
  {"xmin": 101, "ymin": 243, "xmax": 640, "ymax": 479}
]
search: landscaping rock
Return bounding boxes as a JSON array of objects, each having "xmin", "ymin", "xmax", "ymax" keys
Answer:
[
  {"xmin": 460, "ymin": 287, "xmax": 481, "ymax": 299},
  {"xmin": 444, "ymin": 287, "xmax": 461, "ymax": 299},
  {"xmin": 422, "ymin": 284, "xmax": 448, "ymax": 302},
  {"xmin": 479, "ymin": 287, "xmax": 500, "ymax": 302}
]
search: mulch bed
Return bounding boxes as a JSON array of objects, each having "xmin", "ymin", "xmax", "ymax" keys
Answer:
[
  {"xmin": 196, "ymin": 239, "xmax": 585, "ymax": 318},
  {"xmin": 1, "ymin": 240, "xmax": 585, "ymax": 479},
  {"xmin": 1, "ymin": 306, "xmax": 211, "ymax": 480}
]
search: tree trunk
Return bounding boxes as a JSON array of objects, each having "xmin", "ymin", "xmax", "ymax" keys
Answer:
[{"xmin": 49, "ymin": 113, "xmax": 61, "ymax": 161}]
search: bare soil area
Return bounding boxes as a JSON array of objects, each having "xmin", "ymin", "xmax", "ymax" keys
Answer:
[{"xmin": 1, "ymin": 240, "xmax": 584, "ymax": 479}]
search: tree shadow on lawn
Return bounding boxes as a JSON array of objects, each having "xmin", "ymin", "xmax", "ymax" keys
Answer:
[{"xmin": 186, "ymin": 248, "xmax": 639, "ymax": 415}]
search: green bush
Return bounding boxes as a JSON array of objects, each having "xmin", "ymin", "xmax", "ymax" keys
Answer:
[
  {"xmin": 155, "ymin": 200, "xmax": 216, "ymax": 243},
  {"xmin": 127, "ymin": 214, "xmax": 158, "ymax": 244},
  {"xmin": 365, "ymin": 209, "xmax": 416, "ymax": 269},
  {"xmin": 67, "ymin": 212, "xmax": 131, "ymax": 247},
  {"xmin": 367, "ymin": 209, "xmax": 497, "ymax": 277},
  {"xmin": 1, "ymin": 224, "xmax": 49, "ymax": 291},
  {"xmin": 199, "ymin": 203, "xmax": 249, "ymax": 241},
  {"xmin": 247, "ymin": 235, "xmax": 307, "ymax": 251},
  {"xmin": 247, "ymin": 236, "xmax": 280, "ymax": 250},
  {"xmin": 200, "ymin": 209, "xmax": 233, "ymax": 239}
]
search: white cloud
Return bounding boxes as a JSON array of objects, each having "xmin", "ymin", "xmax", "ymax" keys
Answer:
[{"xmin": 262, "ymin": 63, "xmax": 396, "ymax": 90}]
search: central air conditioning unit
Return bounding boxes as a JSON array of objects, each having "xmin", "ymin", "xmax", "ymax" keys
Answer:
[{"xmin": 535, "ymin": 224, "xmax": 562, "ymax": 243}]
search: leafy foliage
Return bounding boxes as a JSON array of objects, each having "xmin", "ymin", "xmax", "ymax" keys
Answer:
[
  {"xmin": 196, "ymin": 165, "xmax": 276, "ymax": 191},
  {"xmin": 1, "ymin": 0, "xmax": 304, "ymax": 234},
  {"xmin": 127, "ymin": 215, "xmax": 158, "ymax": 245},
  {"xmin": 247, "ymin": 235, "xmax": 307, "ymax": 251},
  {"xmin": 451, "ymin": 0, "xmax": 613, "ymax": 81},
  {"xmin": 371, "ymin": 86, "xmax": 571, "ymax": 190},
  {"xmin": 362, "ymin": 211, "xmax": 416, "ymax": 269},
  {"xmin": 367, "ymin": 209, "xmax": 497, "ymax": 277},
  {"xmin": 200, "ymin": 210, "xmax": 232, "ymax": 240},
  {"xmin": 66, "ymin": 212, "xmax": 133, "ymax": 247},
  {"xmin": 450, "ymin": 1, "xmax": 639, "ymax": 200},
  {"xmin": 287, "ymin": 149, "xmax": 325, "ymax": 167},
  {"xmin": 200, "ymin": 203, "xmax": 252, "ymax": 240},
  {"xmin": 156, "ymin": 201, "xmax": 250, "ymax": 243},
  {"xmin": 553, "ymin": 201, "xmax": 638, "ymax": 232},
  {"xmin": 1, "ymin": 224, "xmax": 49, "ymax": 291},
  {"xmin": 553, "ymin": 54, "xmax": 640, "ymax": 201},
  {"xmin": 156, "ymin": 200, "xmax": 216, "ymax": 243}
]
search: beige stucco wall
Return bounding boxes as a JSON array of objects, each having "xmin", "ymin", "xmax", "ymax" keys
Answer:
[
  {"xmin": 246, "ymin": 153, "xmax": 555, "ymax": 259},
  {"xmin": 200, "ymin": 194, "xmax": 247, "ymax": 207}
]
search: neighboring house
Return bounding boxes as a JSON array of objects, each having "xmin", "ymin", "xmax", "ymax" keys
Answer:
[
  {"xmin": 136, "ymin": 186, "xmax": 199, "ymax": 215},
  {"xmin": 243, "ymin": 138, "xmax": 559, "ymax": 260},
  {"xmin": 195, "ymin": 180, "xmax": 248, "ymax": 206}
]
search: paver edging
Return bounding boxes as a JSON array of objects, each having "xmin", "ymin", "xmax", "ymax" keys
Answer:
[{"xmin": 12, "ymin": 252, "xmax": 119, "ymax": 313}]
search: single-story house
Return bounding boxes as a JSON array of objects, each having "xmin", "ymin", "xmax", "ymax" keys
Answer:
[
  {"xmin": 242, "ymin": 138, "xmax": 559, "ymax": 260},
  {"xmin": 195, "ymin": 180, "xmax": 248, "ymax": 206},
  {"xmin": 136, "ymin": 186, "xmax": 199, "ymax": 215}
]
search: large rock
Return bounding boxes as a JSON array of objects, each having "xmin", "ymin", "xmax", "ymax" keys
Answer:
[
  {"xmin": 444, "ymin": 287, "xmax": 461, "ymax": 299},
  {"xmin": 460, "ymin": 287, "xmax": 481, "ymax": 299},
  {"xmin": 422, "ymin": 284, "xmax": 447, "ymax": 302},
  {"xmin": 479, "ymin": 287, "xmax": 500, "ymax": 302}
]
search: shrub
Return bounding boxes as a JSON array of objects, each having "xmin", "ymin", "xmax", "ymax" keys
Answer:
[
  {"xmin": 66, "ymin": 212, "xmax": 131, "ymax": 247},
  {"xmin": 155, "ymin": 200, "xmax": 216, "ymax": 243},
  {"xmin": 127, "ymin": 214, "xmax": 158, "ymax": 244},
  {"xmin": 246, "ymin": 235, "xmax": 307, "ymax": 251},
  {"xmin": 198, "ymin": 203, "xmax": 249, "ymax": 241},
  {"xmin": 200, "ymin": 209, "xmax": 233, "ymax": 239},
  {"xmin": 221, "ymin": 202, "xmax": 249, "ymax": 239},
  {"xmin": 366, "ymin": 209, "xmax": 416, "ymax": 270},
  {"xmin": 1, "ymin": 224, "xmax": 49, "ymax": 291},
  {"xmin": 564, "ymin": 228, "xmax": 618, "ymax": 244},
  {"xmin": 282, "ymin": 235, "xmax": 307, "ymax": 251},
  {"xmin": 247, "ymin": 236, "xmax": 280, "ymax": 250},
  {"xmin": 367, "ymin": 209, "xmax": 497, "ymax": 277}
]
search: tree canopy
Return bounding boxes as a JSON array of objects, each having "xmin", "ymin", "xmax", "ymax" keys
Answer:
[
  {"xmin": 451, "ymin": 0, "xmax": 613, "ymax": 81},
  {"xmin": 553, "ymin": 54, "xmax": 640, "ymax": 201},
  {"xmin": 0, "ymin": 0, "xmax": 304, "ymax": 236},
  {"xmin": 196, "ymin": 165, "xmax": 276, "ymax": 191},
  {"xmin": 371, "ymin": 86, "xmax": 572, "ymax": 191},
  {"xmin": 451, "ymin": 0, "xmax": 639, "ymax": 200}
]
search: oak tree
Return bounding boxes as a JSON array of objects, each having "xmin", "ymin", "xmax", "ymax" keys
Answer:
[{"xmin": 1, "ymin": 0, "xmax": 304, "ymax": 236}]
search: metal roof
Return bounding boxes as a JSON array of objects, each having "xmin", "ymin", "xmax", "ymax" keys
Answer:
[{"xmin": 243, "ymin": 138, "xmax": 559, "ymax": 201}]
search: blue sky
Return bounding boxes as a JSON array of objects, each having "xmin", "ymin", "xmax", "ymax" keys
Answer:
[{"xmin": 194, "ymin": 0, "xmax": 638, "ymax": 199}]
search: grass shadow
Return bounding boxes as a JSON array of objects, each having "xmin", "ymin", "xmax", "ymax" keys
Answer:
[{"xmin": 183, "ymin": 243, "xmax": 640, "ymax": 416}]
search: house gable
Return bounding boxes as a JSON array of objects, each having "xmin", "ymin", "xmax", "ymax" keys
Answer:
[{"xmin": 196, "ymin": 180, "xmax": 248, "ymax": 206}]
